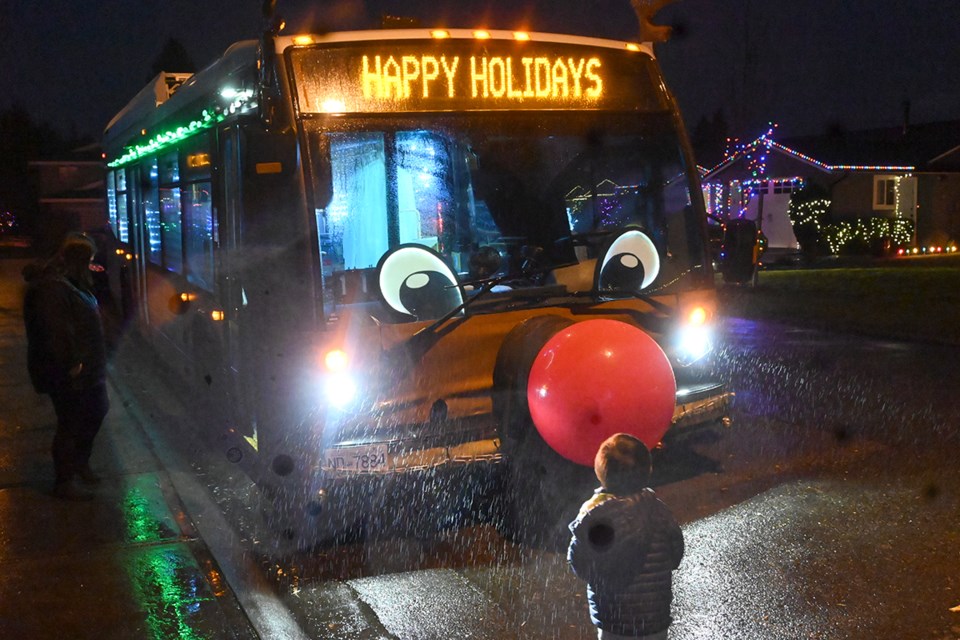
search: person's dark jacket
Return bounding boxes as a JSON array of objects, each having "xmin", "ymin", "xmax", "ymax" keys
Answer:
[
  {"xmin": 23, "ymin": 264, "xmax": 107, "ymax": 393},
  {"xmin": 568, "ymin": 488, "xmax": 684, "ymax": 637}
]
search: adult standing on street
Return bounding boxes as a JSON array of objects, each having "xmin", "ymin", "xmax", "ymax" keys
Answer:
[{"xmin": 23, "ymin": 234, "xmax": 110, "ymax": 500}]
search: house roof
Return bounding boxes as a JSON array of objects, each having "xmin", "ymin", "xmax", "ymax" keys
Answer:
[
  {"xmin": 781, "ymin": 120, "xmax": 960, "ymax": 171},
  {"xmin": 703, "ymin": 120, "xmax": 960, "ymax": 179}
]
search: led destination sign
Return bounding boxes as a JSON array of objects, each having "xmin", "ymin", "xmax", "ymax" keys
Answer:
[
  {"xmin": 290, "ymin": 41, "xmax": 662, "ymax": 114},
  {"xmin": 361, "ymin": 54, "xmax": 603, "ymax": 101}
]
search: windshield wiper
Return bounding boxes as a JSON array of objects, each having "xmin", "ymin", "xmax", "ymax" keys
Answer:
[
  {"xmin": 415, "ymin": 274, "xmax": 507, "ymax": 337},
  {"xmin": 414, "ymin": 258, "xmax": 582, "ymax": 338}
]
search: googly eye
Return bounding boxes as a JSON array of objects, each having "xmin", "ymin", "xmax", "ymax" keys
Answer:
[
  {"xmin": 596, "ymin": 229, "xmax": 660, "ymax": 293},
  {"xmin": 377, "ymin": 245, "xmax": 463, "ymax": 319}
]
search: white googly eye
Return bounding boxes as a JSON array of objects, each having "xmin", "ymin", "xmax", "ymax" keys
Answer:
[
  {"xmin": 377, "ymin": 245, "xmax": 463, "ymax": 319},
  {"xmin": 596, "ymin": 229, "xmax": 660, "ymax": 292}
]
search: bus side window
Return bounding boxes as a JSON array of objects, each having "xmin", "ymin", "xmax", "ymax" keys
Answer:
[
  {"xmin": 180, "ymin": 134, "xmax": 216, "ymax": 289},
  {"xmin": 183, "ymin": 182, "xmax": 215, "ymax": 290},
  {"xmin": 115, "ymin": 169, "xmax": 129, "ymax": 244},
  {"xmin": 142, "ymin": 157, "xmax": 162, "ymax": 266},
  {"xmin": 158, "ymin": 150, "xmax": 183, "ymax": 274}
]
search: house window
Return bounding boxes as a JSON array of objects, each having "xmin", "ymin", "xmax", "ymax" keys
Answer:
[
  {"xmin": 701, "ymin": 182, "xmax": 722, "ymax": 216},
  {"xmin": 772, "ymin": 178, "xmax": 804, "ymax": 194},
  {"xmin": 57, "ymin": 165, "xmax": 80, "ymax": 187},
  {"xmin": 873, "ymin": 176, "xmax": 897, "ymax": 210}
]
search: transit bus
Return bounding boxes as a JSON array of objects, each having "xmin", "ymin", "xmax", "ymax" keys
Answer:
[{"xmin": 102, "ymin": 16, "xmax": 733, "ymax": 550}]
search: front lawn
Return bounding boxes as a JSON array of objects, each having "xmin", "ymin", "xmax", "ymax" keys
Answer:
[{"xmin": 717, "ymin": 255, "xmax": 960, "ymax": 345}]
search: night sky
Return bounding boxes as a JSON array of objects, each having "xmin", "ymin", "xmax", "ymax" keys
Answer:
[{"xmin": 2, "ymin": 0, "xmax": 959, "ymax": 143}]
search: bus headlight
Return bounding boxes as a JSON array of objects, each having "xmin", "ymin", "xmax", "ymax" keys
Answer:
[
  {"xmin": 324, "ymin": 373, "xmax": 357, "ymax": 408},
  {"xmin": 319, "ymin": 348, "xmax": 358, "ymax": 409},
  {"xmin": 674, "ymin": 305, "xmax": 713, "ymax": 364},
  {"xmin": 677, "ymin": 325, "xmax": 713, "ymax": 363}
]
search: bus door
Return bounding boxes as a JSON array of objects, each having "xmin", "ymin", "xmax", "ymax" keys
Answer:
[
  {"xmin": 125, "ymin": 164, "xmax": 150, "ymax": 326},
  {"xmin": 217, "ymin": 126, "xmax": 258, "ymax": 448}
]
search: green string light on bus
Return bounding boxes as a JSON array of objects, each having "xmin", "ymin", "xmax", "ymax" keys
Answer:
[{"xmin": 107, "ymin": 89, "xmax": 256, "ymax": 168}]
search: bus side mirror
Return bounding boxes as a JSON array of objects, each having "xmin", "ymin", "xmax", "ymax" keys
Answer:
[{"xmin": 720, "ymin": 219, "xmax": 760, "ymax": 284}]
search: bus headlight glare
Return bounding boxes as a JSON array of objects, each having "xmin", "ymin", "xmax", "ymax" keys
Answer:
[
  {"xmin": 678, "ymin": 325, "xmax": 712, "ymax": 362},
  {"xmin": 324, "ymin": 348, "xmax": 349, "ymax": 372},
  {"xmin": 324, "ymin": 373, "xmax": 357, "ymax": 408}
]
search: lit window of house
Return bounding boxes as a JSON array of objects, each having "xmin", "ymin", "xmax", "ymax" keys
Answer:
[
  {"xmin": 772, "ymin": 178, "xmax": 804, "ymax": 194},
  {"xmin": 873, "ymin": 176, "xmax": 897, "ymax": 209}
]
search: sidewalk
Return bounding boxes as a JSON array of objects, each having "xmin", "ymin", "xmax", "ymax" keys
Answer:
[{"xmin": 0, "ymin": 258, "xmax": 257, "ymax": 639}]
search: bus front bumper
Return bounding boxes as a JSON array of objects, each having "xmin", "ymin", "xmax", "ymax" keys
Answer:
[{"xmin": 671, "ymin": 382, "xmax": 735, "ymax": 431}]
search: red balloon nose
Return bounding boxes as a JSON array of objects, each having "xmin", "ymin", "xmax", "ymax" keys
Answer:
[{"xmin": 526, "ymin": 319, "xmax": 676, "ymax": 466}]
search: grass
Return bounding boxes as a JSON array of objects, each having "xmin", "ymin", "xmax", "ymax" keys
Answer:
[{"xmin": 716, "ymin": 254, "xmax": 960, "ymax": 346}]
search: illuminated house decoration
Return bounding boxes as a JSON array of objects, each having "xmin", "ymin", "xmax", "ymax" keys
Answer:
[
  {"xmin": 701, "ymin": 119, "xmax": 960, "ymax": 254},
  {"xmin": 565, "ymin": 179, "xmax": 634, "ymax": 230}
]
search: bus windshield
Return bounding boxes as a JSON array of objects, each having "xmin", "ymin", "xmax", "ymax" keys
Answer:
[{"xmin": 306, "ymin": 111, "xmax": 706, "ymax": 317}]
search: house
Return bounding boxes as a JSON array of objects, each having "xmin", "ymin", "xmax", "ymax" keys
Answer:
[
  {"xmin": 28, "ymin": 143, "xmax": 106, "ymax": 255},
  {"xmin": 700, "ymin": 121, "xmax": 960, "ymax": 253}
]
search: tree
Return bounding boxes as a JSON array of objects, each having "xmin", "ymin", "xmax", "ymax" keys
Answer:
[
  {"xmin": 787, "ymin": 183, "xmax": 830, "ymax": 261},
  {"xmin": 691, "ymin": 108, "xmax": 729, "ymax": 167},
  {"xmin": 0, "ymin": 106, "xmax": 94, "ymax": 242},
  {"xmin": 148, "ymin": 38, "xmax": 196, "ymax": 81},
  {"xmin": 0, "ymin": 108, "xmax": 37, "ymax": 236}
]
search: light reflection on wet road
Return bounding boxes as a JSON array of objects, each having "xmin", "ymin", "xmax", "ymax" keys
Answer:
[{"xmin": 0, "ymin": 259, "xmax": 258, "ymax": 640}]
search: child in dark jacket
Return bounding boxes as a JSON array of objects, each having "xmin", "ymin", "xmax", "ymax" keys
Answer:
[{"xmin": 568, "ymin": 433, "xmax": 684, "ymax": 640}]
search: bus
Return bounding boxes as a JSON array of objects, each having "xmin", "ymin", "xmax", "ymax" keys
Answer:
[{"xmin": 102, "ymin": 17, "xmax": 733, "ymax": 550}]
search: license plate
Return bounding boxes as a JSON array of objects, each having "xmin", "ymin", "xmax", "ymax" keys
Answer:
[{"xmin": 322, "ymin": 444, "xmax": 390, "ymax": 473}]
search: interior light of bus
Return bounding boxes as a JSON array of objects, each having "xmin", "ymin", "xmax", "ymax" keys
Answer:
[
  {"xmin": 255, "ymin": 162, "xmax": 283, "ymax": 174},
  {"xmin": 211, "ymin": 310, "xmax": 225, "ymax": 321},
  {"xmin": 473, "ymin": 30, "xmax": 491, "ymax": 39},
  {"xmin": 431, "ymin": 30, "xmax": 450, "ymax": 39},
  {"xmin": 293, "ymin": 35, "xmax": 314, "ymax": 46},
  {"xmin": 513, "ymin": 31, "xmax": 530, "ymax": 41},
  {"xmin": 186, "ymin": 153, "xmax": 211, "ymax": 168},
  {"xmin": 625, "ymin": 43, "xmax": 641, "ymax": 52}
]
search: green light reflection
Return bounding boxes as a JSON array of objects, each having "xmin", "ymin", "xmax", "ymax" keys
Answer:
[{"xmin": 122, "ymin": 484, "xmax": 215, "ymax": 640}]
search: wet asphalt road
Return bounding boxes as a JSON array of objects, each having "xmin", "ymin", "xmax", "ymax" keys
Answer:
[
  {"xmin": 5, "ymin": 248, "xmax": 959, "ymax": 639},
  {"xmin": 110, "ymin": 311, "xmax": 960, "ymax": 639}
]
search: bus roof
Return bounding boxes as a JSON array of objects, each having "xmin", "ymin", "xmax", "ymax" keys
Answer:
[
  {"xmin": 102, "ymin": 40, "xmax": 258, "ymax": 153},
  {"xmin": 274, "ymin": 29, "xmax": 654, "ymax": 57},
  {"xmin": 102, "ymin": 28, "xmax": 656, "ymax": 160}
]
